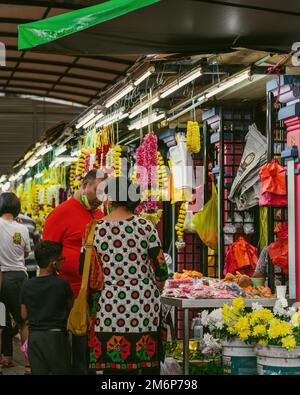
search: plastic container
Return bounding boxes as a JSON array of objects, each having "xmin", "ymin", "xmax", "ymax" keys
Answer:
[
  {"xmin": 256, "ymin": 345, "xmax": 300, "ymax": 375},
  {"xmin": 191, "ymin": 313, "xmax": 203, "ymax": 341},
  {"xmin": 222, "ymin": 338, "xmax": 257, "ymax": 375}
]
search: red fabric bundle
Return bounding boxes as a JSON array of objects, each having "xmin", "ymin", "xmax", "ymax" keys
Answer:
[{"xmin": 259, "ymin": 159, "xmax": 287, "ymax": 207}]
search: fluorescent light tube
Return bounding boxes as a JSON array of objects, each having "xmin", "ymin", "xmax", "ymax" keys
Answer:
[
  {"xmin": 129, "ymin": 97, "xmax": 159, "ymax": 119},
  {"xmin": 34, "ymin": 172, "xmax": 44, "ymax": 179},
  {"xmin": 161, "ymin": 68, "xmax": 202, "ymax": 99},
  {"xmin": 83, "ymin": 112, "xmax": 104, "ymax": 129},
  {"xmin": 55, "ymin": 145, "xmax": 67, "ymax": 156},
  {"xmin": 95, "ymin": 111, "xmax": 129, "ymax": 129},
  {"xmin": 71, "ymin": 149, "xmax": 81, "ymax": 157},
  {"xmin": 105, "ymin": 84, "xmax": 134, "ymax": 108},
  {"xmin": 49, "ymin": 156, "xmax": 75, "ymax": 168},
  {"xmin": 76, "ymin": 112, "xmax": 95, "ymax": 129},
  {"xmin": 128, "ymin": 112, "xmax": 165, "ymax": 131},
  {"xmin": 36, "ymin": 145, "xmax": 53, "ymax": 157},
  {"xmin": 133, "ymin": 67, "xmax": 155, "ymax": 86},
  {"xmin": 167, "ymin": 70, "xmax": 251, "ymax": 122},
  {"xmin": 200, "ymin": 70, "xmax": 250, "ymax": 101}
]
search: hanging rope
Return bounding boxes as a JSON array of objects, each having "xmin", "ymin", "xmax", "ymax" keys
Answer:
[{"xmin": 267, "ymin": 51, "xmax": 294, "ymax": 110}]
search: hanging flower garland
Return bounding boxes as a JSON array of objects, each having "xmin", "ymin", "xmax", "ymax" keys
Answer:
[
  {"xmin": 143, "ymin": 131, "xmax": 158, "ymax": 188},
  {"xmin": 136, "ymin": 145, "xmax": 146, "ymax": 190},
  {"xmin": 175, "ymin": 202, "xmax": 187, "ymax": 249},
  {"xmin": 186, "ymin": 120, "xmax": 201, "ymax": 153},
  {"xmin": 157, "ymin": 151, "xmax": 169, "ymax": 201},
  {"xmin": 113, "ymin": 145, "xmax": 122, "ymax": 177},
  {"xmin": 84, "ymin": 151, "xmax": 91, "ymax": 173},
  {"xmin": 69, "ymin": 162, "xmax": 77, "ymax": 193}
]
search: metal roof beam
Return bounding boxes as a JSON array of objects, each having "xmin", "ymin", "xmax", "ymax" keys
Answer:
[
  {"xmin": 1, "ymin": 90, "xmax": 87, "ymax": 105},
  {"xmin": 1, "ymin": 66, "xmax": 113, "ymax": 86},
  {"xmin": 5, "ymin": 45, "xmax": 135, "ymax": 66},
  {"xmin": 3, "ymin": 83, "xmax": 93, "ymax": 99},
  {"xmin": 0, "ymin": 1, "xmax": 83, "ymax": 10},
  {"xmin": 4, "ymin": 76, "xmax": 100, "ymax": 92},
  {"xmin": 7, "ymin": 56, "xmax": 125, "ymax": 76}
]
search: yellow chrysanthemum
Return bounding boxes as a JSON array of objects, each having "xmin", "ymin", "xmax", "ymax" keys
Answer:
[
  {"xmin": 268, "ymin": 319, "xmax": 293, "ymax": 339},
  {"xmin": 258, "ymin": 339, "xmax": 268, "ymax": 345},
  {"xmin": 227, "ymin": 327, "xmax": 237, "ymax": 335},
  {"xmin": 231, "ymin": 297, "xmax": 245, "ymax": 313},
  {"xmin": 249, "ymin": 309, "xmax": 274, "ymax": 325},
  {"xmin": 222, "ymin": 304, "xmax": 231, "ymax": 325},
  {"xmin": 234, "ymin": 316, "xmax": 250, "ymax": 335},
  {"xmin": 281, "ymin": 335, "xmax": 297, "ymax": 351},
  {"xmin": 253, "ymin": 324, "xmax": 267, "ymax": 337}
]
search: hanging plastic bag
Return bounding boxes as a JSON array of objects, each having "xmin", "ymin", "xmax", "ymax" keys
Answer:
[
  {"xmin": 224, "ymin": 237, "xmax": 258, "ymax": 275},
  {"xmin": 268, "ymin": 222, "xmax": 288, "ymax": 275},
  {"xmin": 243, "ymin": 212, "xmax": 254, "ymax": 234},
  {"xmin": 259, "ymin": 159, "xmax": 287, "ymax": 207},
  {"xmin": 192, "ymin": 183, "xmax": 218, "ymax": 250},
  {"xmin": 160, "ymin": 357, "xmax": 182, "ymax": 375},
  {"xmin": 260, "ymin": 159, "xmax": 287, "ymax": 195},
  {"xmin": 183, "ymin": 203, "xmax": 196, "ymax": 233}
]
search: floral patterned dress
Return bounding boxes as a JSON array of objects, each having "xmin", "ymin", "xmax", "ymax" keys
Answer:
[{"xmin": 88, "ymin": 216, "xmax": 168, "ymax": 371}]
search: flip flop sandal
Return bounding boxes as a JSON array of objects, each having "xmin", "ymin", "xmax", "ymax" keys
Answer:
[
  {"xmin": 0, "ymin": 360, "xmax": 14, "ymax": 369},
  {"xmin": 24, "ymin": 365, "xmax": 32, "ymax": 375}
]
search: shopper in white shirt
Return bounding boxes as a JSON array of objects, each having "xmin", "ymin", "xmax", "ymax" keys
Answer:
[{"xmin": 0, "ymin": 192, "xmax": 30, "ymax": 372}]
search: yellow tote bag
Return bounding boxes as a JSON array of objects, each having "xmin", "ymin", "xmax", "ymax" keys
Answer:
[
  {"xmin": 67, "ymin": 221, "xmax": 97, "ymax": 336},
  {"xmin": 192, "ymin": 183, "xmax": 218, "ymax": 251}
]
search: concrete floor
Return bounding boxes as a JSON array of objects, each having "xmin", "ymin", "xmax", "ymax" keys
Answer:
[{"xmin": 2, "ymin": 337, "xmax": 26, "ymax": 375}]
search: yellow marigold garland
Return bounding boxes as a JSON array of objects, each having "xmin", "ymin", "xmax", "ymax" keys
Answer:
[
  {"xmin": 186, "ymin": 120, "xmax": 201, "ymax": 153},
  {"xmin": 113, "ymin": 145, "xmax": 122, "ymax": 177},
  {"xmin": 175, "ymin": 202, "xmax": 187, "ymax": 249}
]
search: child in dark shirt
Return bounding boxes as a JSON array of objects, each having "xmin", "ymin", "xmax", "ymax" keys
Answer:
[{"xmin": 21, "ymin": 240, "xmax": 73, "ymax": 375}]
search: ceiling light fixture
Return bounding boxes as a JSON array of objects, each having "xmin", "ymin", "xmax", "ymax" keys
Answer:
[
  {"xmin": 133, "ymin": 66, "xmax": 155, "ymax": 86},
  {"xmin": 55, "ymin": 145, "xmax": 67, "ymax": 156},
  {"xmin": 83, "ymin": 112, "xmax": 104, "ymax": 129},
  {"xmin": 128, "ymin": 111, "xmax": 165, "ymax": 131},
  {"xmin": 160, "ymin": 67, "xmax": 202, "ymax": 99},
  {"xmin": 105, "ymin": 84, "xmax": 134, "ymax": 109},
  {"xmin": 129, "ymin": 96, "xmax": 160, "ymax": 119},
  {"xmin": 35, "ymin": 145, "xmax": 53, "ymax": 157},
  {"xmin": 167, "ymin": 69, "xmax": 251, "ymax": 122},
  {"xmin": 75, "ymin": 111, "xmax": 95, "ymax": 129}
]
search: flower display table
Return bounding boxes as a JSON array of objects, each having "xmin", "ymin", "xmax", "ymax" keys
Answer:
[{"xmin": 161, "ymin": 296, "xmax": 276, "ymax": 375}]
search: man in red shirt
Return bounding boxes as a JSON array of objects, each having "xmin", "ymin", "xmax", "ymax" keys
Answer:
[{"xmin": 43, "ymin": 169, "xmax": 105, "ymax": 374}]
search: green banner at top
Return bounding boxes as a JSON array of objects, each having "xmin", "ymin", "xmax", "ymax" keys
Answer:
[{"xmin": 18, "ymin": 0, "xmax": 161, "ymax": 50}]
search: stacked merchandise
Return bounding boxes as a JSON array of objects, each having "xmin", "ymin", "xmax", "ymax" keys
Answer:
[{"xmin": 163, "ymin": 270, "xmax": 272, "ymax": 299}]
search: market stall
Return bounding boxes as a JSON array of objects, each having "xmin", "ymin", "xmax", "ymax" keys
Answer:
[{"xmin": 1, "ymin": 46, "xmax": 299, "ymax": 375}]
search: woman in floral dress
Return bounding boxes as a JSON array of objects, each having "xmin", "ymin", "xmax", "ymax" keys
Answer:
[{"xmin": 88, "ymin": 177, "xmax": 168, "ymax": 374}]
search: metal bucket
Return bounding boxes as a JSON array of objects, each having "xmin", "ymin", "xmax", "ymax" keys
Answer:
[
  {"xmin": 222, "ymin": 338, "xmax": 257, "ymax": 375},
  {"xmin": 256, "ymin": 345, "xmax": 300, "ymax": 375}
]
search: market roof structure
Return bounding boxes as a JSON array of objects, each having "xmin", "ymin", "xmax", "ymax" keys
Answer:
[
  {"xmin": 18, "ymin": 0, "xmax": 300, "ymax": 55},
  {"xmin": 0, "ymin": 1, "xmax": 139, "ymax": 106}
]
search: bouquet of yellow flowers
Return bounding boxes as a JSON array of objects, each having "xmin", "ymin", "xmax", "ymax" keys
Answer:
[{"xmin": 221, "ymin": 298, "xmax": 300, "ymax": 351}]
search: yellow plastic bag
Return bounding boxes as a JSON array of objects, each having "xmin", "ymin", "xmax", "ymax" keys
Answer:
[
  {"xmin": 67, "ymin": 221, "xmax": 96, "ymax": 336},
  {"xmin": 192, "ymin": 184, "xmax": 218, "ymax": 251}
]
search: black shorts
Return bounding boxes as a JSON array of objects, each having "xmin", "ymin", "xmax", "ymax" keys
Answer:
[{"xmin": 1, "ymin": 271, "xmax": 28, "ymax": 324}]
